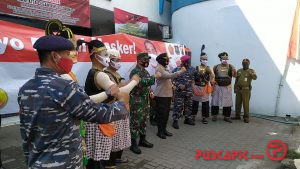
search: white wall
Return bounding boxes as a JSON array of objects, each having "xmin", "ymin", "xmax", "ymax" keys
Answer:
[
  {"xmin": 90, "ymin": 0, "xmax": 171, "ymax": 25},
  {"xmin": 172, "ymin": 0, "xmax": 300, "ymax": 117}
]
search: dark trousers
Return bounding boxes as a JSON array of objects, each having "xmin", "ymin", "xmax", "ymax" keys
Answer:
[
  {"xmin": 211, "ymin": 106, "xmax": 231, "ymax": 117},
  {"xmin": 86, "ymin": 159, "xmax": 104, "ymax": 169},
  {"xmin": 155, "ymin": 97, "xmax": 172, "ymax": 129},
  {"xmin": 192, "ymin": 101, "xmax": 209, "ymax": 118},
  {"xmin": 103, "ymin": 150, "xmax": 123, "ymax": 167}
]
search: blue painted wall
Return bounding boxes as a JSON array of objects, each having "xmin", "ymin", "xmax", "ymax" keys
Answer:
[{"xmin": 171, "ymin": 0, "xmax": 210, "ymax": 13}]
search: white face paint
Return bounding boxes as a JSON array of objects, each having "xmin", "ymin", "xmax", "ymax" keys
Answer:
[
  {"xmin": 95, "ymin": 54, "xmax": 110, "ymax": 67},
  {"xmin": 110, "ymin": 60, "xmax": 122, "ymax": 70}
]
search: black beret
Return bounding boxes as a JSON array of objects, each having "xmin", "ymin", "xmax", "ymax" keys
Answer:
[
  {"xmin": 33, "ymin": 35, "xmax": 74, "ymax": 51},
  {"xmin": 156, "ymin": 53, "xmax": 169, "ymax": 61},
  {"xmin": 137, "ymin": 52, "xmax": 151, "ymax": 60}
]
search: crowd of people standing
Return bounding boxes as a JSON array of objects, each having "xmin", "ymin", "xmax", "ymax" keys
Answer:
[{"xmin": 16, "ymin": 20, "xmax": 257, "ymax": 169}]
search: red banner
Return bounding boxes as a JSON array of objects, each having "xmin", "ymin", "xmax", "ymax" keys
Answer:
[
  {"xmin": 0, "ymin": 20, "xmax": 188, "ymax": 63},
  {"xmin": 114, "ymin": 8, "xmax": 148, "ymax": 38},
  {"xmin": 0, "ymin": 0, "xmax": 90, "ymax": 28}
]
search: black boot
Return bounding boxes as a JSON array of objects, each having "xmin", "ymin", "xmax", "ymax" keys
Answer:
[
  {"xmin": 164, "ymin": 128, "xmax": 173, "ymax": 137},
  {"xmin": 172, "ymin": 120, "xmax": 179, "ymax": 129},
  {"xmin": 139, "ymin": 135, "xmax": 154, "ymax": 148},
  {"xmin": 184, "ymin": 118, "xmax": 195, "ymax": 125},
  {"xmin": 130, "ymin": 139, "xmax": 141, "ymax": 154},
  {"xmin": 163, "ymin": 123, "xmax": 172, "ymax": 136},
  {"xmin": 156, "ymin": 125, "xmax": 166, "ymax": 139}
]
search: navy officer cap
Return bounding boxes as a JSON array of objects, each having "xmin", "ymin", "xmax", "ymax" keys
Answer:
[{"xmin": 33, "ymin": 35, "xmax": 74, "ymax": 51}]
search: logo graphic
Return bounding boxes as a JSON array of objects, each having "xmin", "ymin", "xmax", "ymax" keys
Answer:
[{"xmin": 266, "ymin": 140, "xmax": 287, "ymax": 161}]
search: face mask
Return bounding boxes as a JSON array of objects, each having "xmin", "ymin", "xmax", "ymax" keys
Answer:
[
  {"xmin": 57, "ymin": 57, "xmax": 73, "ymax": 74},
  {"xmin": 139, "ymin": 59, "xmax": 149, "ymax": 68},
  {"xmin": 242, "ymin": 62, "xmax": 249, "ymax": 70},
  {"xmin": 110, "ymin": 60, "xmax": 122, "ymax": 70},
  {"xmin": 221, "ymin": 60, "xmax": 228, "ymax": 64},
  {"xmin": 95, "ymin": 54, "xmax": 110, "ymax": 67},
  {"xmin": 142, "ymin": 61, "xmax": 149, "ymax": 68},
  {"xmin": 201, "ymin": 60, "xmax": 208, "ymax": 66}
]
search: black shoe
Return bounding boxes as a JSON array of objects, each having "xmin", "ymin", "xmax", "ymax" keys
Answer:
[
  {"xmin": 172, "ymin": 120, "xmax": 179, "ymax": 129},
  {"xmin": 202, "ymin": 118, "xmax": 208, "ymax": 124},
  {"xmin": 244, "ymin": 119, "xmax": 249, "ymax": 123},
  {"xmin": 157, "ymin": 126, "xmax": 166, "ymax": 139},
  {"xmin": 212, "ymin": 115, "xmax": 217, "ymax": 121},
  {"xmin": 184, "ymin": 118, "xmax": 195, "ymax": 125},
  {"xmin": 130, "ymin": 139, "xmax": 141, "ymax": 154},
  {"xmin": 164, "ymin": 129, "xmax": 173, "ymax": 136},
  {"xmin": 224, "ymin": 117, "xmax": 232, "ymax": 123},
  {"xmin": 156, "ymin": 132, "xmax": 166, "ymax": 139},
  {"xmin": 139, "ymin": 135, "xmax": 154, "ymax": 148},
  {"xmin": 115, "ymin": 158, "xmax": 129, "ymax": 164},
  {"xmin": 232, "ymin": 116, "xmax": 241, "ymax": 120}
]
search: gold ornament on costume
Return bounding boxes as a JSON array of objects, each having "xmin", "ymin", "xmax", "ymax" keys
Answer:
[
  {"xmin": 0, "ymin": 88, "xmax": 8, "ymax": 109},
  {"xmin": 91, "ymin": 47, "xmax": 107, "ymax": 56},
  {"xmin": 45, "ymin": 19, "xmax": 63, "ymax": 36}
]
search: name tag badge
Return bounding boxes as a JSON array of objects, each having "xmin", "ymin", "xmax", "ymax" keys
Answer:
[{"xmin": 244, "ymin": 78, "xmax": 247, "ymax": 82}]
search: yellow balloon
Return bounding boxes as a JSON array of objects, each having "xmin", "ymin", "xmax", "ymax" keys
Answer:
[{"xmin": 0, "ymin": 88, "xmax": 8, "ymax": 109}]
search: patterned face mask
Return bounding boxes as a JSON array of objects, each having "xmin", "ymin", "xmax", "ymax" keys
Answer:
[
  {"xmin": 95, "ymin": 54, "xmax": 110, "ymax": 67},
  {"xmin": 110, "ymin": 60, "xmax": 122, "ymax": 70},
  {"xmin": 221, "ymin": 59, "xmax": 228, "ymax": 64}
]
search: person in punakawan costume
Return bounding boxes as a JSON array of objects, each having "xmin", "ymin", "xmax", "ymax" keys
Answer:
[
  {"xmin": 154, "ymin": 53, "xmax": 186, "ymax": 139},
  {"xmin": 18, "ymin": 35, "xmax": 129, "ymax": 169},
  {"xmin": 172, "ymin": 55, "xmax": 196, "ymax": 129},
  {"xmin": 103, "ymin": 49, "xmax": 137, "ymax": 167},
  {"xmin": 0, "ymin": 88, "xmax": 8, "ymax": 169},
  {"xmin": 45, "ymin": 19, "xmax": 92, "ymax": 167},
  {"xmin": 129, "ymin": 53, "xmax": 161, "ymax": 154},
  {"xmin": 192, "ymin": 45, "xmax": 215, "ymax": 124},
  {"xmin": 211, "ymin": 52, "xmax": 237, "ymax": 123},
  {"xmin": 233, "ymin": 58, "xmax": 257, "ymax": 123},
  {"xmin": 78, "ymin": 40, "xmax": 140, "ymax": 169}
]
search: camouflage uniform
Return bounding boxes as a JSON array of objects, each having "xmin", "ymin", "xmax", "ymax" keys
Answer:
[
  {"xmin": 18, "ymin": 67, "xmax": 127, "ymax": 169},
  {"xmin": 129, "ymin": 66, "xmax": 155, "ymax": 139},
  {"xmin": 172, "ymin": 66, "xmax": 195, "ymax": 121}
]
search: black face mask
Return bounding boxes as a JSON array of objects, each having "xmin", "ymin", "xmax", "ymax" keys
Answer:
[
  {"xmin": 242, "ymin": 62, "xmax": 249, "ymax": 70},
  {"xmin": 159, "ymin": 59, "xmax": 169, "ymax": 67},
  {"xmin": 141, "ymin": 61, "xmax": 149, "ymax": 68}
]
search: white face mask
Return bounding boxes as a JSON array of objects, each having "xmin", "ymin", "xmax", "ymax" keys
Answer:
[
  {"xmin": 95, "ymin": 54, "xmax": 110, "ymax": 67},
  {"xmin": 221, "ymin": 59, "xmax": 228, "ymax": 64},
  {"xmin": 110, "ymin": 60, "xmax": 122, "ymax": 70},
  {"xmin": 201, "ymin": 60, "xmax": 208, "ymax": 66}
]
